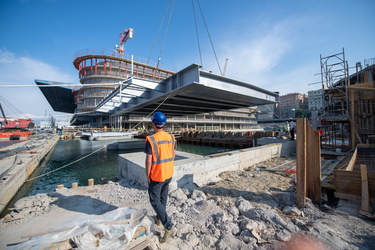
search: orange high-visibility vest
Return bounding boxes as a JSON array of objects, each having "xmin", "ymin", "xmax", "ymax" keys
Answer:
[{"xmin": 146, "ymin": 131, "xmax": 176, "ymax": 182}]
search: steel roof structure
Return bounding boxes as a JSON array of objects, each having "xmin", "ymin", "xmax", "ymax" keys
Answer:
[
  {"xmin": 96, "ymin": 64, "xmax": 279, "ymax": 117},
  {"xmin": 35, "ymin": 80, "xmax": 77, "ymax": 113}
]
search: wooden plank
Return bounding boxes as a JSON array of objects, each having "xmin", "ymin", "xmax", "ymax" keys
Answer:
[
  {"xmin": 348, "ymin": 86, "xmax": 375, "ymax": 91},
  {"xmin": 296, "ymin": 118, "xmax": 307, "ymax": 208},
  {"xmin": 334, "ymin": 170, "xmax": 375, "ymax": 198},
  {"xmin": 334, "ymin": 192, "xmax": 375, "ymax": 203},
  {"xmin": 346, "ymin": 147, "xmax": 357, "ymax": 171},
  {"xmin": 360, "ymin": 164, "xmax": 371, "ymax": 212},
  {"xmin": 128, "ymin": 237, "xmax": 153, "ymax": 250},
  {"xmin": 347, "ymin": 111, "xmax": 363, "ymax": 145},
  {"xmin": 335, "ymin": 192, "xmax": 361, "ymax": 201},
  {"xmin": 306, "ymin": 124, "xmax": 321, "ymax": 205},
  {"xmin": 42, "ymin": 239, "xmax": 73, "ymax": 250}
]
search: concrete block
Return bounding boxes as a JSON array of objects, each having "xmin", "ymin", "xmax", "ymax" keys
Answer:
[{"xmin": 117, "ymin": 140, "xmax": 296, "ymax": 189}]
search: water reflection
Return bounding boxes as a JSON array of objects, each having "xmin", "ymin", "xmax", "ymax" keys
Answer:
[{"xmin": 27, "ymin": 140, "xmax": 233, "ymax": 196}]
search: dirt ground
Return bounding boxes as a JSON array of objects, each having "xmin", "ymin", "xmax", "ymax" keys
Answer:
[
  {"xmin": 205, "ymin": 157, "xmax": 375, "ymax": 249},
  {"xmin": 1, "ymin": 157, "xmax": 375, "ymax": 249}
]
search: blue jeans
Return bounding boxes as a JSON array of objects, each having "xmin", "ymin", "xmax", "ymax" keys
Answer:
[{"xmin": 148, "ymin": 177, "xmax": 173, "ymax": 229}]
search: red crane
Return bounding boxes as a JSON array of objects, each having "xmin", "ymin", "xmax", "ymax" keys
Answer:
[{"xmin": 113, "ymin": 28, "xmax": 134, "ymax": 58}]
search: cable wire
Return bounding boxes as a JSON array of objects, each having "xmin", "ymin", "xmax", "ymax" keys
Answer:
[
  {"xmin": 147, "ymin": 0, "xmax": 171, "ymax": 65},
  {"xmin": 0, "ymin": 96, "xmax": 27, "ymax": 119},
  {"xmin": 157, "ymin": 0, "xmax": 175, "ymax": 69},
  {"xmin": 192, "ymin": 0, "xmax": 203, "ymax": 65},
  {"xmin": 25, "ymin": 139, "xmax": 118, "ymax": 182},
  {"xmin": 25, "ymin": 88, "xmax": 174, "ymax": 182},
  {"xmin": 196, "ymin": 0, "xmax": 222, "ymax": 75}
]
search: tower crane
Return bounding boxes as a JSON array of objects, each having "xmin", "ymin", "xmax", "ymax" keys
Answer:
[{"xmin": 113, "ymin": 28, "xmax": 134, "ymax": 58}]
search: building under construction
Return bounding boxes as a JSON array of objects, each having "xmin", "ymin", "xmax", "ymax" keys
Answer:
[
  {"xmin": 320, "ymin": 48, "xmax": 375, "ymax": 151},
  {"xmin": 36, "ymin": 28, "xmax": 278, "ymax": 131}
]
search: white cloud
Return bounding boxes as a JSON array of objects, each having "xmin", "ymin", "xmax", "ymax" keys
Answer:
[
  {"xmin": 201, "ymin": 16, "xmax": 321, "ymax": 95},
  {"xmin": 0, "ymin": 48, "xmax": 77, "ymax": 119},
  {"xmin": 0, "ymin": 48, "xmax": 76, "ymax": 84}
]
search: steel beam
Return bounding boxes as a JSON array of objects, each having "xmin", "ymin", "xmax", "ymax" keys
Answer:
[{"xmin": 95, "ymin": 64, "xmax": 279, "ymax": 117}]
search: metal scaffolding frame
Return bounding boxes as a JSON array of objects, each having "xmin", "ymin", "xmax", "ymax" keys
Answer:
[{"xmin": 320, "ymin": 48, "xmax": 351, "ymax": 151}]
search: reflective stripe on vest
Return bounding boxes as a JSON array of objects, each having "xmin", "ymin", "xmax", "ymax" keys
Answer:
[
  {"xmin": 147, "ymin": 132, "xmax": 175, "ymax": 182},
  {"xmin": 149, "ymin": 134, "xmax": 174, "ymax": 165}
]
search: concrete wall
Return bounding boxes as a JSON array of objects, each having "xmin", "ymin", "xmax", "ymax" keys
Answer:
[
  {"xmin": 118, "ymin": 141, "xmax": 296, "ymax": 190},
  {"xmin": 0, "ymin": 136, "xmax": 59, "ymax": 213}
]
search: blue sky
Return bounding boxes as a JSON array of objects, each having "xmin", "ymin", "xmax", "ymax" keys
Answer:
[{"xmin": 1, "ymin": 0, "xmax": 374, "ymax": 119}]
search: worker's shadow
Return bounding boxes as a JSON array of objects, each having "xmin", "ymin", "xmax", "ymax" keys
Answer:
[{"xmin": 50, "ymin": 192, "xmax": 118, "ymax": 215}]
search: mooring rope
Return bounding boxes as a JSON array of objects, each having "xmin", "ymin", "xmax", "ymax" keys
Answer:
[
  {"xmin": 25, "ymin": 139, "xmax": 118, "ymax": 182},
  {"xmin": 25, "ymin": 88, "xmax": 173, "ymax": 182}
]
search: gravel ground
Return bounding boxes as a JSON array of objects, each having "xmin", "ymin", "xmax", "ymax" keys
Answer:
[{"xmin": 1, "ymin": 157, "xmax": 375, "ymax": 249}]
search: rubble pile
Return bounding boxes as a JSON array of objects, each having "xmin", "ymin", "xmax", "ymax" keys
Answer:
[
  {"xmin": 1, "ymin": 157, "xmax": 375, "ymax": 249},
  {"xmin": 2, "ymin": 194, "xmax": 57, "ymax": 223}
]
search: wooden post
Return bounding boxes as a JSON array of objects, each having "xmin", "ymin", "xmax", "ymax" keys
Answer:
[
  {"xmin": 296, "ymin": 118, "xmax": 307, "ymax": 208},
  {"xmin": 88, "ymin": 178, "xmax": 94, "ymax": 186},
  {"xmin": 306, "ymin": 124, "xmax": 321, "ymax": 205},
  {"xmin": 360, "ymin": 164, "xmax": 370, "ymax": 212},
  {"xmin": 71, "ymin": 183, "xmax": 78, "ymax": 189},
  {"xmin": 56, "ymin": 184, "xmax": 64, "ymax": 190}
]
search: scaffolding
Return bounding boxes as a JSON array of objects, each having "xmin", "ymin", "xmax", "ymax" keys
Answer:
[
  {"xmin": 320, "ymin": 48, "xmax": 351, "ymax": 151},
  {"xmin": 320, "ymin": 48, "xmax": 375, "ymax": 151}
]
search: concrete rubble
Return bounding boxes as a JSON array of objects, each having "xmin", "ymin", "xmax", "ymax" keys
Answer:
[{"xmin": 1, "ymin": 158, "xmax": 375, "ymax": 249}]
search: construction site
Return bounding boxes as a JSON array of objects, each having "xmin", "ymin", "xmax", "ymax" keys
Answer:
[
  {"xmin": 1, "ymin": 48, "xmax": 374, "ymax": 249},
  {"xmin": 315, "ymin": 49, "xmax": 375, "ymax": 217},
  {"xmin": 2, "ymin": 10, "xmax": 375, "ymax": 248}
]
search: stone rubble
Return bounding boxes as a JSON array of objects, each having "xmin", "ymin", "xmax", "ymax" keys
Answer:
[{"xmin": 1, "ymin": 157, "xmax": 375, "ymax": 249}]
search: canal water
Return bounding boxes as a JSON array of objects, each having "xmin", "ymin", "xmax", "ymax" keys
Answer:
[{"xmin": 23, "ymin": 139, "xmax": 232, "ymax": 196}]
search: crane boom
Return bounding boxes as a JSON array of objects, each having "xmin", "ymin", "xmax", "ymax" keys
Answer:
[
  {"xmin": 113, "ymin": 28, "xmax": 134, "ymax": 58},
  {"xmin": 0, "ymin": 103, "xmax": 8, "ymax": 128}
]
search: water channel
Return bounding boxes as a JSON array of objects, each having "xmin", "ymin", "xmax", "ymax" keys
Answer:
[
  {"xmin": 25, "ymin": 139, "xmax": 232, "ymax": 196},
  {"xmin": 0, "ymin": 138, "xmax": 235, "ymax": 218}
]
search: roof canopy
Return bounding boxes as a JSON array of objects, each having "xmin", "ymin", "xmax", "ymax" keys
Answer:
[{"xmin": 35, "ymin": 80, "xmax": 76, "ymax": 113}]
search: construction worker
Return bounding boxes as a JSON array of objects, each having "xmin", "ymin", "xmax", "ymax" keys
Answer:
[
  {"xmin": 284, "ymin": 121, "xmax": 290, "ymax": 138},
  {"xmin": 289, "ymin": 120, "xmax": 295, "ymax": 140},
  {"xmin": 144, "ymin": 112, "xmax": 177, "ymax": 242}
]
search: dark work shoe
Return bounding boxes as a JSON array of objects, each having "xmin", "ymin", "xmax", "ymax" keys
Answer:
[
  {"xmin": 152, "ymin": 215, "xmax": 162, "ymax": 226},
  {"xmin": 160, "ymin": 225, "xmax": 178, "ymax": 243}
]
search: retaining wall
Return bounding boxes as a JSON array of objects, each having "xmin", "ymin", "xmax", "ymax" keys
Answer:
[
  {"xmin": 118, "ymin": 140, "xmax": 296, "ymax": 190},
  {"xmin": 0, "ymin": 136, "xmax": 59, "ymax": 213}
]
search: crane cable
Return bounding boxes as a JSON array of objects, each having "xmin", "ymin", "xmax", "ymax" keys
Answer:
[
  {"xmin": 147, "ymin": 0, "xmax": 175, "ymax": 70},
  {"xmin": 192, "ymin": 0, "xmax": 203, "ymax": 65},
  {"xmin": 25, "ymin": 0, "xmax": 179, "ymax": 183},
  {"xmin": 156, "ymin": 0, "xmax": 175, "ymax": 69},
  {"xmin": 147, "ymin": 0, "xmax": 171, "ymax": 65},
  {"xmin": 0, "ymin": 96, "xmax": 27, "ymax": 119},
  {"xmin": 193, "ymin": 0, "xmax": 223, "ymax": 75}
]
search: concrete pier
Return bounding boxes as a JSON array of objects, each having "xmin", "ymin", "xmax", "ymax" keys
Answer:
[
  {"xmin": 0, "ymin": 135, "xmax": 59, "ymax": 213},
  {"xmin": 107, "ymin": 139, "xmax": 145, "ymax": 150},
  {"xmin": 118, "ymin": 139, "xmax": 296, "ymax": 190}
]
